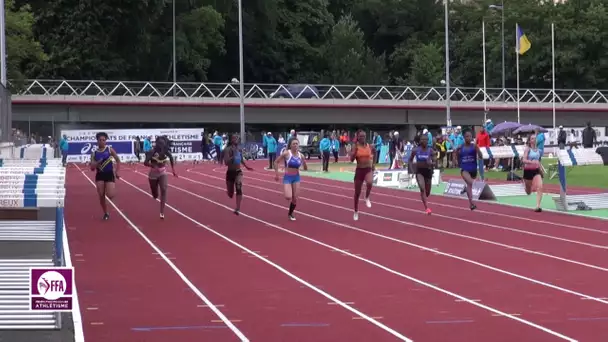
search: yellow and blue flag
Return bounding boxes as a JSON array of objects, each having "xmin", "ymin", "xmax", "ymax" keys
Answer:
[{"xmin": 516, "ymin": 24, "xmax": 531, "ymax": 55}]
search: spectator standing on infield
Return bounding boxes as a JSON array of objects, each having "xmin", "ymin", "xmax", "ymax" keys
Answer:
[
  {"xmin": 213, "ymin": 131, "xmax": 223, "ymax": 163},
  {"xmin": 262, "ymin": 131, "xmax": 268, "ymax": 158},
  {"xmin": 582, "ymin": 122, "xmax": 597, "ymax": 148},
  {"xmin": 476, "ymin": 126, "xmax": 491, "ymax": 169},
  {"xmin": 389, "ymin": 131, "xmax": 402, "ymax": 169},
  {"xmin": 143, "ymin": 136, "xmax": 152, "ymax": 154},
  {"xmin": 568, "ymin": 129, "xmax": 578, "ymax": 149},
  {"xmin": 557, "ymin": 126, "xmax": 567, "ymax": 149},
  {"xmin": 266, "ymin": 132, "xmax": 278, "ymax": 170},
  {"xmin": 331, "ymin": 133, "xmax": 340, "ymax": 163},
  {"xmin": 535, "ymin": 128, "xmax": 546, "ymax": 162},
  {"xmin": 319, "ymin": 133, "xmax": 331, "ymax": 172},
  {"xmin": 373, "ymin": 132, "xmax": 383, "ymax": 164}
]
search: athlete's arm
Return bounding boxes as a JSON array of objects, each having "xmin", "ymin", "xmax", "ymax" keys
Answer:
[
  {"xmin": 223, "ymin": 148, "xmax": 233, "ymax": 166},
  {"xmin": 370, "ymin": 146, "xmax": 376, "ymax": 169},
  {"xmin": 274, "ymin": 152, "xmax": 287, "ymax": 180},
  {"xmin": 408, "ymin": 149, "xmax": 417, "ymax": 163},
  {"xmin": 240, "ymin": 149, "xmax": 253, "ymax": 170},
  {"xmin": 110, "ymin": 147, "xmax": 121, "ymax": 176},
  {"xmin": 349, "ymin": 144, "xmax": 358, "ymax": 162},
  {"xmin": 452, "ymin": 147, "xmax": 459, "ymax": 166},
  {"xmin": 89, "ymin": 152, "xmax": 97, "ymax": 171},
  {"xmin": 167, "ymin": 152, "xmax": 178, "ymax": 176},
  {"xmin": 143, "ymin": 151, "xmax": 152, "ymax": 167},
  {"xmin": 300, "ymin": 152, "xmax": 308, "ymax": 171},
  {"xmin": 475, "ymin": 145, "xmax": 484, "ymax": 159}
]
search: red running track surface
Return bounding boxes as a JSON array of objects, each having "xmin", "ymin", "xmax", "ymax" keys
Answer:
[{"xmin": 65, "ymin": 162, "xmax": 608, "ymax": 342}]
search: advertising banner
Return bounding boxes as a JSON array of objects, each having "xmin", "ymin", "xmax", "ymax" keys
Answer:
[{"xmin": 60, "ymin": 128, "xmax": 204, "ymax": 162}]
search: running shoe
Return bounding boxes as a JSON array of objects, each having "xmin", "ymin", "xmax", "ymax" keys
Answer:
[
  {"xmin": 102, "ymin": 213, "xmax": 110, "ymax": 220},
  {"xmin": 289, "ymin": 214, "xmax": 296, "ymax": 221},
  {"xmin": 470, "ymin": 204, "xmax": 477, "ymax": 211},
  {"xmin": 460, "ymin": 186, "xmax": 467, "ymax": 194},
  {"xmin": 425, "ymin": 208, "xmax": 432, "ymax": 215},
  {"xmin": 233, "ymin": 209, "xmax": 240, "ymax": 215},
  {"xmin": 365, "ymin": 197, "xmax": 372, "ymax": 208},
  {"xmin": 534, "ymin": 207, "xmax": 542, "ymax": 213},
  {"xmin": 160, "ymin": 213, "xmax": 165, "ymax": 219},
  {"xmin": 353, "ymin": 211, "xmax": 359, "ymax": 221}
]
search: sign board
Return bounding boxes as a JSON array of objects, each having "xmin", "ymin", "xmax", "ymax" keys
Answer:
[
  {"xmin": 30, "ymin": 267, "xmax": 74, "ymax": 311},
  {"xmin": 443, "ymin": 179, "xmax": 496, "ymax": 201},
  {"xmin": 375, "ymin": 169, "xmax": 440, "ymax": 188}
]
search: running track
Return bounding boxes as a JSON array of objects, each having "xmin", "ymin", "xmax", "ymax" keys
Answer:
[{"xmin": 65, "ymin": 161, "xmax": 608, "ymax": 342}]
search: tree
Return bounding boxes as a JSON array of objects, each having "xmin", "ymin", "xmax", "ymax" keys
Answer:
[
  {"xmin": 322, "ymin": 15, "xmax": 386, "ymax": 84},
  {"xmin": 5, "ymin": 0, "xmax": 47, "ymax": 84},
  {"xmin": 406, "ymin": 43, "xmax": 443, "ymax": 87}
]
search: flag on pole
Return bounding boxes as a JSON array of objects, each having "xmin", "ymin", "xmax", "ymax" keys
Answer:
[{"xmin": 516, "ymin": 25, "xmax": 531, "ymax": 55}]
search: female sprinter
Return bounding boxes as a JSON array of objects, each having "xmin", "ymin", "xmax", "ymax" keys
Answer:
[
  {"xmin": 90, "ymin": 132, "xmax": 121, "ymax": 220},
  {"xmin": 408, "ymin": 133, "xmax": 435, "ymax": 214},
  {"xmin": 223, "ymin": 134, "xmax": 253, "ymax": 215},
  {"xmin": 453, "ymin": 130, "xmax": 483, "ymax": 210},
  {"xmin": 349, "ymin": 130, "xmax": 375, "ymax": 221},
  {"xmin": 274, "ymin": 138, "xmax": 308, "ymax": 221},
  {"xmin": 522, "ymin": 134, "xmax": 544, "ymax": 212},
  {"xmin": 144, "ymin": 136, "xmax": 178, "ymax": 219}
]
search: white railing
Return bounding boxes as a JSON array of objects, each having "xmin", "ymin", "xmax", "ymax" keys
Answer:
[{"xmin": 11, "ymin": 79, "xmax": 608, "ymax": 104}]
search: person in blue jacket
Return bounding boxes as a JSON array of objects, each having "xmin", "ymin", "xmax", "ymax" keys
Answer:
[
  {"xmin": 535, "ymin": 128, "xmax": 545, "ymax": 162},
  {"xmin": 262, "ymin": 131, "xmax": 269, "ymax": 158},
  {"xmin": 331, "ymin": 134, "xmax": 340, "ymax": 163},
  {"xmin": 59, "ymin": 134, "xmax": 69, "ymax": 166},
  {"xmin": 373, "ymin": 132, "xmax": 383, "ymax": 164},
  {"xmin": 143, "ymin": 136, "xmax": 152, "ymax": 154},
  {"xmin": 213, "ymin": 131, "xmax": 223, "ymax": 164},
  {"xmin": 319, "ymin": 133, "xmax": 331, "ymax": 172},
  {"xmin": 266, "ymin": 132, "xmax": 278, "ymax": 169}
]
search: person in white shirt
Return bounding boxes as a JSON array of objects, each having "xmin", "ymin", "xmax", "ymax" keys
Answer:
[{"xmin": 567, "ymin": 129, "xmax": 578, "ymax": 149}]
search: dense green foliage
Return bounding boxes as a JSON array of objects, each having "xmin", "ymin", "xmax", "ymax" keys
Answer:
[{"xmin": 6, "ymin": 0, "xmax": 608, "ymax": 88}]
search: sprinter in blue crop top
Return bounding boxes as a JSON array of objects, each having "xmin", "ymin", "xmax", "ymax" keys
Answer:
[
  {"xmin": 453, "ymin": 131, "xmax": 484, "ymax": 210},
  {"xmin": 275, "ymin": 138, "xmax": 308, "ymax": 221},
  {"xmin": 90, "ymin": 132, "xmax": 121, "ymax": 220},
  {"xmin": 522, "ymin": 134, "xmax": 544, "ymax": 212},
  {"xmin": 408, "ymin": 133, "xmax": 435, "ymax": 214},
  {"xmin": 223, "ymin": 134, "xmax": 253, "ymax": 215}
]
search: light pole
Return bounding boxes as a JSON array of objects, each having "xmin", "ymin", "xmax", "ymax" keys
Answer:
[
  {"xmin": 237, "ymin": 0, "xmax": 245, "ymax": 143},
  {"xmin": 489, "ymin": 1, "xmax": 505, "ymax": 92},
  {"xmin": 172, "ymin": 0, "xmax": 177, "ymax": 97},
  {"xmin": 444, "ymin": 0, "xmax": 451, "ymax": 127}
]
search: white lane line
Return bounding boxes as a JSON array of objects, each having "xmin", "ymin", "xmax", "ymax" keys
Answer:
[
  {"xmin": 130, "ymin": 171, "xmax": 576, "ymax": 342},
  {"xmin": 191, "ymin": 170, "xmax": 608, "ymax": 274},
  {"xmin": 214, "ymin": 169, "xmax": 608, "ymax": 249},
  {"xmin": 77, "ymin": 169, "xmax": 249, "ymax": 342},
  {"xmin": 119, "ymin": 174, "xmax": 413, "ymax": 342},
  {"xmin": 238, "ymin": 165, "xmax": 608, "ymax": 234}
]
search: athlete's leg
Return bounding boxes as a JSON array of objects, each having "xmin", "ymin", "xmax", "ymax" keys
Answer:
[
  {"xmin": 158, "ymin": 174, "xmax": 168, "ymax": 216},
  {"xmin": 95, "ymin": 181, "xmax": 108, "ymax": 216},
  {"xmin": 461, "ymin": 171, "xmax": 475, "ymax": 207},
  {"xmin": 234, "ymin": 172, "xmax": 243, "ymax": 213},
  {"xmin": 364, "ymin": 170, "xmax": 373, "ymax": 207},
  {"xmin": 532, "ymin": 174, "xmax": 543, "ymax": 211},
  {"xmin": 288, "ymin": 182, "xmax": 300, "ymax": 219},
  {"xmin": 353, "ymin": 178, "xmax": 363, "ymax": 213},
  {"xmin": 149, "ymin": 177, "xmax": 159, "ymax": 199},
  {"xmin": 104, "ymin": 181, "xmax": 116, "ymax": 200},
  {"xmin": 416, "ymin": 174, "xmax": 429, "ymax": 211},
  {"xmin": 524, "ymin": 178, "xmax": 533, "ymax": 195}
]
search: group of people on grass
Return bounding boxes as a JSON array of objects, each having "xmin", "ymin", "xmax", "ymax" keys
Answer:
[{"xmin": 88, "ymin": 126, "xmax": 546, "ymax": 223}]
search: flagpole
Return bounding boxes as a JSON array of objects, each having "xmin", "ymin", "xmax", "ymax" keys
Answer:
[
  {"xmin": 482, "ymin": 20, "xmax": 487, "ymax": 122},
  {"xmin": 551, "ymin": 23, "xmax": 556, "ymax": 131},
  {"xmin": 515, "ymin": 23, "xmax": 520, "ymax": 123}
]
